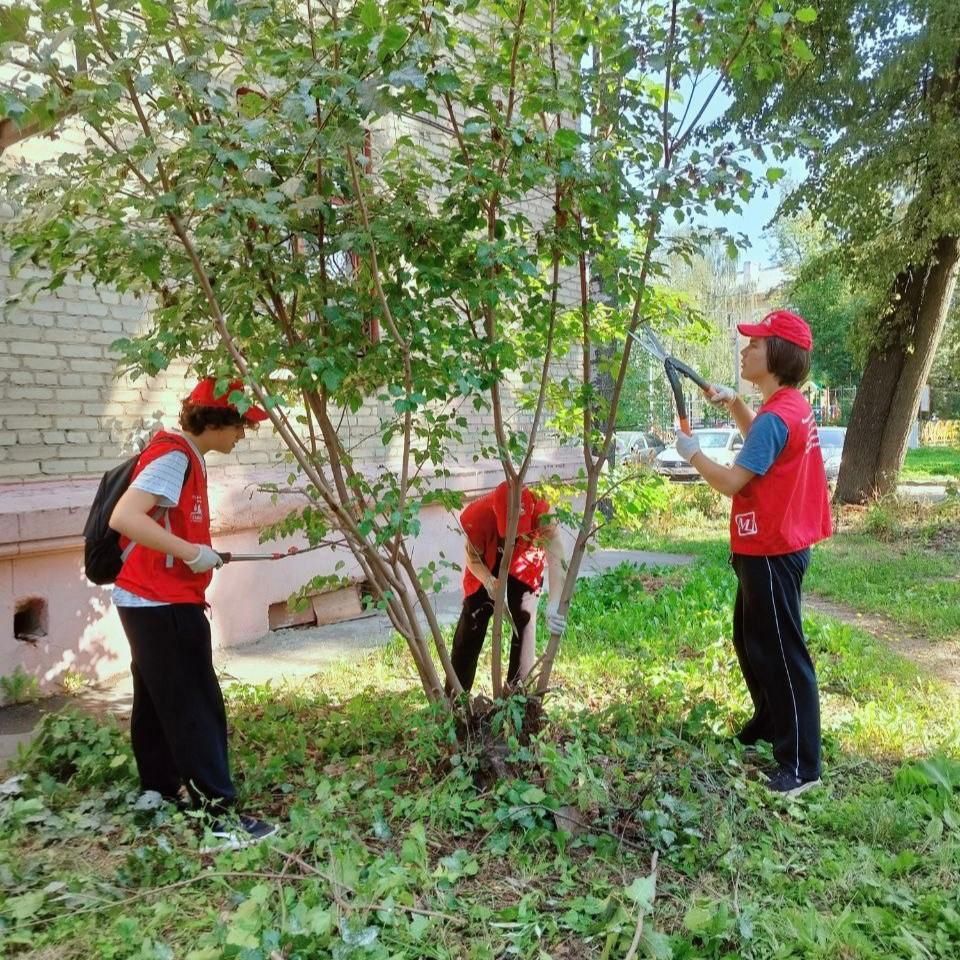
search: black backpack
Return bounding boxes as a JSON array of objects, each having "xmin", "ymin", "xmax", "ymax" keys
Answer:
[{"xmin": 82, "ymin": 435, "xmax": 191, "ymax": 585}]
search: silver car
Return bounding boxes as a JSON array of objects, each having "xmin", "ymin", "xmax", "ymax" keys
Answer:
[
  {"xmin": 615, "ymin": 431, "xmax": 666, "ymax": 466},
  {"xmin": 818, "ymin": 426, "xmax": 846, "ymax": 481},
  {"xmin": 654, "ymin": 427, "xmax": 743, "ymax": 481}
]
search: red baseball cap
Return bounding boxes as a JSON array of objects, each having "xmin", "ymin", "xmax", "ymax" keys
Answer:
[
  {"xmin": 737, "ymin": 310, "xmax": 813, "ymax": 350},
  {"xmin": 186, "ymin": 378, "xmax": 269, "ymax": 422},
  {"xmin": 491, "ymin": 481, "xmax": 548, "ymax": 538}
]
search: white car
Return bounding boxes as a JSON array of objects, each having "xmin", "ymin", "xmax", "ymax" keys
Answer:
[{"xmin": 655, "ymin": 427, "xmax": 743, "ymax": 481}]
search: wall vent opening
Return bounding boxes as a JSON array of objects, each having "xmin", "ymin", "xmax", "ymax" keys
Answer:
[{"xmin": 14, "ymin": 598, "xmax": 48, "ymax": 643}]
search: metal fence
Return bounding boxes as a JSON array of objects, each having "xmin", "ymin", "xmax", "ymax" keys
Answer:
[{"xmin": 630, "ymin": 381, "xmax": 960, "ymax": 444}]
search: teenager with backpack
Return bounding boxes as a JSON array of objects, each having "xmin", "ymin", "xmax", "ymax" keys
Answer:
[
  {"xmin": 672, "ymin": 311, "xmax": 832, "ymax": 798},
  {"xmin": 108, "ymin": 377, "xmax": 277, "ymax": 848},
  {"xmin": 450, "ymin": 481, "xmax": 567, "ymax": 692}
]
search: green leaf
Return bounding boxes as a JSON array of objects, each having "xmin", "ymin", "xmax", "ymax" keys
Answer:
[
  {"xmin": 624, "ymin": 874, "xmax": 656, "ymax": 908},
  {"xmin": 765, "ymin": 167, "xmax": 786, "ymax": 184},
  {"xmin": 791, "ymin": 37, "xmax": 815, "ymax": 62},
  {"xmin": 306, "ymin": 905, "xmax": 332, "ymax": 935},
  {"xmin": 554, "ymin": 128, "xmax": 581, "ymax": 151},
  {"xmin": 683, "ymin": 904, "xmax": 714, "ymax": 933},
  {"xmin": 409, "ymin": 913, "xmax": 431, "ymax": 940},
  {"xmin": 380, "ymin": 25, "xmax": 408, "ymax": 57},
  {"xmin": 6, "ymin": 891, "xmax": 45, "ymax": 921},
  {"xmin": 795, "ymin": 7, "xmax": 818, "ymax": 23},
  {"xmin": 0, "ymin": 5, "xmax": 29, "ymax": 44},
  {"xmin": 140, "ymin": 0, "xmax": 170, "ymax": 27},
  {"xmin": 520, "ymin": 786, "xmax": 546, "ymax": 804},
  {"xmin": 358, "ymin": 0, "xmax": 381, "ymax": 31},
  {"xmin": 643, "ymin": 930, "xmax": 673, "ymax": 959}
]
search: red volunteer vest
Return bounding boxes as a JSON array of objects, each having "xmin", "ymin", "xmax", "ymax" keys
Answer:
[
  {"xmin": 730, "ymin": 388, "xmax": 832, "ymax": 556},
  {"xmin": 115, "ymin": 431, "xmax": 212, "ymax": 603},
  {"xmin": 460, "ymin": 486, "xmax": 550, "ymax": 596}
]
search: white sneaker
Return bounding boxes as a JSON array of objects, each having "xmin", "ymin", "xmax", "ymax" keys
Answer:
[{"xmin": 201, "ymin": 814, "xmax": 279, "ymax": 853}]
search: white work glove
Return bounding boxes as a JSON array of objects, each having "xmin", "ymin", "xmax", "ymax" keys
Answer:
[
  {"xmin": 706, "ymin": 384, "xmax": 738, "ymax": 408},
  {"xmin": 185, "ymin": 544, "xmax": 224, "ymax": 573},
  {"xmin": 545, "ymin": 604, "xmax": 567, "ymax": 635},
  {"xmin": 674, "ymin": 432, "xmax": 701, "ymax": 463}
]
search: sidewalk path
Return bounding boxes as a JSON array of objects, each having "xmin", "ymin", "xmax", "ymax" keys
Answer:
[{"xmin": 1, "ymin": 548, "xmax": 692, "ymax": 771}]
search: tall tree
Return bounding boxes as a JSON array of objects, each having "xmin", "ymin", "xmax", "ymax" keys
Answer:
[
  {"xmin": 1, "ymin": 0, "xmax": 813, "ymax": 704},
  {"xmin": 770, "ymin": 211, "xmax": 867, "ymax": 388},
  {"xmin": 734, "ymin": 0, "xmax": 960, "ymax": 501}
]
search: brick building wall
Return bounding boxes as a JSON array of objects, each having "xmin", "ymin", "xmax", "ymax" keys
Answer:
[
  {"xmin": 0, "ymin": 247, "xmax": 573, "ymax": 481},
  {"xmin": 1, "ymin": 112, "xmax": 580, "ymax": 483}
]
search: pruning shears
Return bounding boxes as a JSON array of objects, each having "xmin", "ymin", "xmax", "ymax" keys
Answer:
[
  {"xmin": 628, "ymin": 326, "xmax": 711, "ymax": 436},
  {"xmin": 216, "ymin": 545, "xmax": 312, "ymax": 564}
]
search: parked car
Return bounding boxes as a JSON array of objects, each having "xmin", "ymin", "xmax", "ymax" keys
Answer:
[
  {"xmin": 655, "ymin": 427, "xmax": 743, "ymax": 481},
  {"xmin": 615, "ymin": 431, "xmax": 666, "ymax": 466},
  {"xmin": 818, "ymin": 426, "xmax": 846, "ymax": 482}
]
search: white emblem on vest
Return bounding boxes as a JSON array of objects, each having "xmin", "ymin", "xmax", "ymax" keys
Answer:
[
  {"xmin": 190, "ymin": 495, "xmax": 204, "ymax": 523},
  {"xmin": 735, "ymin": 512, "xmax": 758, "ymax": 536}
]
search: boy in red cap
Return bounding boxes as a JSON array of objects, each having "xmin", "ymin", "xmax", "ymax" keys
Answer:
[
  {"xmin": 673, "ymin": 310, "xmax": 832, "ymax": 797},
  {"xmin": 451, "ymin": 481, "xmax": 567, "ymax": 692},
  {"xmin": 108, "ymin": 378, "xmax": 276, "ymax": 848}
]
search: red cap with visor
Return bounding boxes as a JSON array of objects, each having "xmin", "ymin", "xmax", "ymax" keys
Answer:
[
  {"xmin": 737, "ymin": 310, "xmax": 813, "ymax": 350},
  {"xmin": 186, "ymin": 378, "xmax": 269, "ymax": 422}
]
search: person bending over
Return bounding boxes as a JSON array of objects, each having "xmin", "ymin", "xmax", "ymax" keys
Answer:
[{"xmin": 450, "ymin": 481, "xmax": 567, "ymax": 692}]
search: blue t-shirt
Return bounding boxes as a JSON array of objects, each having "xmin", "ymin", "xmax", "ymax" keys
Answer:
[{"xmin": 735, "ymin": 412, "xmax": 788, "ymax": 476}]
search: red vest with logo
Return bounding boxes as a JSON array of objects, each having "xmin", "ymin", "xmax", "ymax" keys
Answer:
[
  {"xmin": 730, "ymin": 388, "xmax": 832, "ymax": 556},
  {"xmin": 115, "ymin": 431, "xmax": 212, "ymax": 603}
]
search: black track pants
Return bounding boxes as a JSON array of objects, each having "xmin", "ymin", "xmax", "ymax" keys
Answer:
[
  {"xmin": 117, "ymin": 604, "xmax": 236, "ymax": 810},
  {"xmin": 450, "ymin": 575, "xmax": 537, "ymax": 692},
  {"xmin": 731, "ymin": 550, "xmax": 821, "ymax": 780}
]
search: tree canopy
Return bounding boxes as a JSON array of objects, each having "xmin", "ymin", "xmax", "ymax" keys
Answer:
[{"xmin": 1, "ymin": 0, "xmax": 818, "ymax": 697}]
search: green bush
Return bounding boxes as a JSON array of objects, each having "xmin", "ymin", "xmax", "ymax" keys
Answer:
[
  {"xmin": 0, "ymin": 667, "xmax": 41, "ymax": 706},
  {"xmin": 18, "ymin": 710, "xmax": 135, "ymax": 788}
]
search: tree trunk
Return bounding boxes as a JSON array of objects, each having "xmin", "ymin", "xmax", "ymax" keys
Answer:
[{"xmin": 834, "ymin": 234, "xmax": 960, "ymax": 503}]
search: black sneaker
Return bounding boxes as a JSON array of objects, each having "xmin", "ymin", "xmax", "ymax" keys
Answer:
[
  {"xmin": 201, "ymin": 815, "xmax": 279, "ymax": 852},
  {"xmin": 765, "ymin": 767, "xmax": 821, "ymax": 798}
]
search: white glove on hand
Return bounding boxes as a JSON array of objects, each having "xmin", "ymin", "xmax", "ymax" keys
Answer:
[
  {"xmin": 545, "ymin": 604, "xmax": 567, "ymax": 635},
  {"xmin": 675, "ymin": 432, "xmax": 701, "ymax": 463},
  {"xmin": 707, "ymin": 384, "xmax": 738, "ymax": 407},
  {"xmin": 185, "ymin": 544, "xmax": 223, "ymax": 573}
]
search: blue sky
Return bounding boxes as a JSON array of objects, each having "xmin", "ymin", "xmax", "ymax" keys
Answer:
[{"xmin": 679, "ymin": 81, "xmax": 807, "ymax": 270}]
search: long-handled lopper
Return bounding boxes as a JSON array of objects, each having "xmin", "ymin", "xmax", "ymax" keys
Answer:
[
  {"xmin": 628, "ymin": 326, "xmax": 711, "ymax": 435},
  {"xmin": 217, "ymin": 546, "xmax": 312, "ymax": 563}
]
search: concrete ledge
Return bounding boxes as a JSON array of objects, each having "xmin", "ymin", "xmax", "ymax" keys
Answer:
[
  {"xmin": 0, "ymin": 454, "xmax": 582, "ymax": 556},
  {"xmin": 1, "ymin": 452, "xmax": 584, "ymax": 690}
]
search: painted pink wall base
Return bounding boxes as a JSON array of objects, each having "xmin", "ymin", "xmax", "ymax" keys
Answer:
[{"xmin": 1, "ymin": 458, "xmax": 578, "ymax": 693}]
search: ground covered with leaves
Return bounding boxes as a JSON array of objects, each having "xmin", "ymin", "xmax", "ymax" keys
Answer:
[{"xmin": 2, "ymin": 499, "xmax": 960, "ymax": 958}]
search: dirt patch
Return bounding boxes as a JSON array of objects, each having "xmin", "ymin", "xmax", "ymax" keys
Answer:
[
  {"xmin": 806, "ymin": 594, "xmax": 960, "ymax": 694},
  {"xmin": 455, "ymin": 695, "xmax": 546, "ymax": 791}
]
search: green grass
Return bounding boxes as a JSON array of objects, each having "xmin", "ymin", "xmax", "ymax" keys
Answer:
[
  {"xmin": 606, "ymin": 484, "xmax": 960, "ymax": 643},
  {"xmin": 901, "ymin": 446, "xmax": 960, "ymax": 484},
  {"xmin": 807, "ymin": 534, "xmax": 960, "ymax": 641},
  {"xmin": 3, "ymin": 530, "xmax": 959, "ymax": 958}
]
